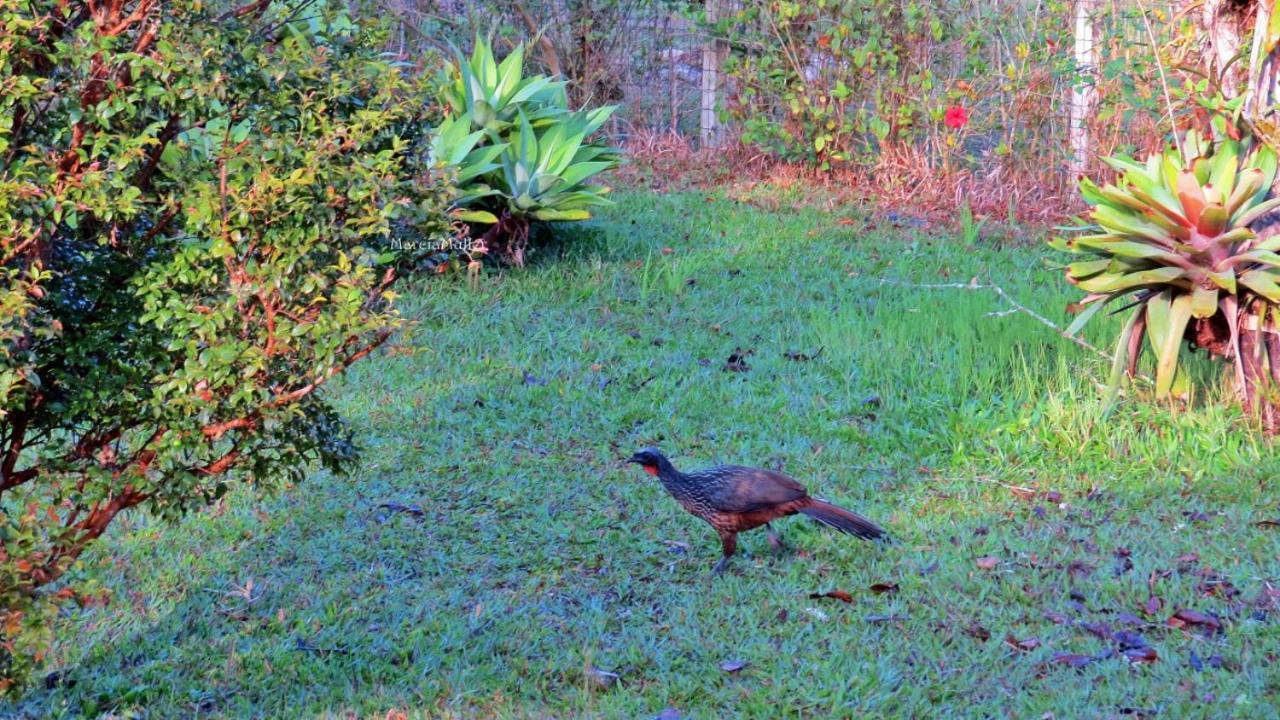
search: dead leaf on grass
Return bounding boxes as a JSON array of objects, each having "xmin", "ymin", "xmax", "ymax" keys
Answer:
[
  {"xmin": 1049, "ymin": 652, "xmax": 1094, "ymax": 668},
  {"xmin": 1167, "ymin": 609, "xmax": 1222, "ymax": 634},
  {"xmin": 808, "ymin": 590, "xmax": 854, "ymax": 603},
  {"xmin": 1142, "ymin": 595, "xmax": 1164, "ymax": 616},
  {"xmin": 1004, "ymin": 634, "xmax": 1040, "ymax": 652},
  {"xmin": 1122, "ymin": 646, "xmax": 1158, "ymax": 664},
  {"xmin": 965, "ymin": 622, "xmax": 991, "ymax": 641}
]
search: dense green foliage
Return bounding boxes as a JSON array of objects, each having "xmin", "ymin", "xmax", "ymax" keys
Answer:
[
  {"xmin": 9, "ymin": 192, "xmax": 1280, "ymax": 717},
  {"xmin": 723, "ymin": 0, "xmax": 959, "ymax": 164},
  {"xmin": 1055, "ymin": 130, "xmax": 1280, "ymax": 426},
  {"xmin": 718, "ymin": 0, "xmax": 1178, "ymax": 170},
  {"xmin": 432, "ymin": 36, "xmax": 620, "ymax": 265},
  {"xmin": 0, "ymin": 0, "xmax": 451, "ymax": 693}
]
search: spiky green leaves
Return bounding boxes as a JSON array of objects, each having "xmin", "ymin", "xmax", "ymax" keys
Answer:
[
  {"xmin": 1146, "ymin": 290, "xmax": 1193, "ymax": 398},
  {"xmin": 429, "ymin": 115, "xmax": 506, "ymax": 208},
  {"xmin": 1057, "ymin": 131, "xmax": 1280, "ymax": 401},
  {"xmin": 496, "ymin": 108, "xmax": 619, "ymax": 219},
  {"xmin": 430, "ymin": 35, "xmax": 621, "ymax": 249},
  {"xmin": 440, "ymin": 37, "xmax": 567, "ymax": 133}
]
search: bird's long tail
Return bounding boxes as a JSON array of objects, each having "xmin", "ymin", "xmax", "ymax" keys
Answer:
[{"xmin": 800, "ymin": 499, "xmax": 887, "ymax": 541}]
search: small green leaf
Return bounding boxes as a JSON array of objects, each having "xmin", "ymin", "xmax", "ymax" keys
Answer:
[
  {"xmin": 1065, "ymin": 298, "xmax": 1107, "ymax": 337},
  {"xmin": 454, "ymin": 209, "xmax": 499, "ymax": 224},
  {"xmin": 1105, "ymin": 309, "xmax": 1144, "ymax": 410},
  {"xmin": 1075, "ymin": 266, "xmax": 1184, "ymax": 293},
  {"xmin": 1066, "ymin": 259, "xmax": 1112, "ymax": 280},
  {"xmin": 532, "ymin": 208, "xmax": 590, "ymax": 221},
  {"xmin": 1190, "ymin": 284, "xmax": 1218, "ymax": 318},
  {"xmin": 1239, "ymin": 268, "xmax": 1280, "ymax": 302},
  {"xmin": 1207, "ymin": 268, "xmax": 1237, "ymax": 293},
  {"xmin": 1151, "ymin": 292, "xmax": 1193, "ymax": 399}
]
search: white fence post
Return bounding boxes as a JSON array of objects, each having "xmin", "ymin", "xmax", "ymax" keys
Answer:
[
  {"xmin": 700, "ymin": 0, "xmax": 725, "ymax": 149},
  {"xmin": 1069, "ymin": 0, "xmax": 1098, "ymax": 178}
]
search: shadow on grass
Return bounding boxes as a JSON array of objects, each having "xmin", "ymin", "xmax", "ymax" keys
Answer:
[{"xmin": 14, "ymin": 190, "xmax": 1280, "ymax": 718}]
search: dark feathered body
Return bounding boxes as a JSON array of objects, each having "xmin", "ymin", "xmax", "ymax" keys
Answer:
[{"xmin": 629, "ymin": 448, "xmax": 886, "ymax": 572}]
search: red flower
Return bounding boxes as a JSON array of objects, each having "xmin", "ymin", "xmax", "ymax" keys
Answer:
[{"xmin": 944, "ymin": 105, "xmax": 969, "ymax": 129}]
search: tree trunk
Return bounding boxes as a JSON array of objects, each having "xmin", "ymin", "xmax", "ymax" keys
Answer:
[
  {"xmin": 1069, "ymin": 0, "xmax": 1097, "ymax": 178},
  {"xmin": 1200, "ymin": 0, "xmax": 1250, "ymax": 96},
  {"xmin": 512, "ymin": 0, "xmax": 563, "ymax": 78},
  {"xmin": 1238, "ymin": 305, "xmax": 1280, "ymax": 432}
]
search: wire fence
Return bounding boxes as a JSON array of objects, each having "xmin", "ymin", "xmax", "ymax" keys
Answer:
[
  {"xmin": 380, "ymin": 0, "xmax": 1185, "ymax": 179},
  {"xmin": 377, "ymin": 0, "xmax": 714, "ymax": 140}
]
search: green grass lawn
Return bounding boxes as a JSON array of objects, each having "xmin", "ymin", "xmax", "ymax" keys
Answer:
[{"xmin": 11, "ymin": 190, "xmax": 1280, "ymax": 719}]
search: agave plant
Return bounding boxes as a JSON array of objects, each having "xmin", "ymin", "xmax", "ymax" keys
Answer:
[
  {"xmin": 1054, "ymin": 130, "xmax": 1280, "ymax": 428},
  {"xmin": 440, "ymin": 36, "xmax": 568, "ymax": 133},
  {"xmin": 427, "ymin": 114, "xmax": 506, "ymax": 221},
  {"xmin": 499, "ymin": 107, "xmax": 618, "ymax": 218},
  {"xmin": 431, "ymin": 35, "xmax": 621, "ymax": 266}
]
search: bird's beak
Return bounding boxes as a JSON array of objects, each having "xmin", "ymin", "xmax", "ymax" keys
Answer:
[{"xmin": 626, "ymin": 455, "xmax": 643, "ymax": 464}]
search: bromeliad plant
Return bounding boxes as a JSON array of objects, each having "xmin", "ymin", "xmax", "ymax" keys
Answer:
[
  {"xmin": 431, "ymin": 36, "xmax": 621, "ymax": 266},
  {"xmin": 1054, "ymin": 130, "xmax": 1280, "ymax": 429}
]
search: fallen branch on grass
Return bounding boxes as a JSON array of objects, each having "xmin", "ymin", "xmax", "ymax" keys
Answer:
[
  {"xmin": 869, "ymin": 277, "xmax": 1111, "ymax": 361},
  {"xmin": 376, "ymin": 502, "xmax": 426, "ymax": 517}
]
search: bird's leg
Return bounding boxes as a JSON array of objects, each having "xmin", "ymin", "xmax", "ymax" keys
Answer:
[
  {"xmin": 712, "ymin": 530, "xmax": 737, "ymax": 574},
  {"xmin": 766, "ymin": 522, "xmax": 787, "ymax": 552}
]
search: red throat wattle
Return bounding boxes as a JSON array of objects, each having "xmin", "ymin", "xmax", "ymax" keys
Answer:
[{"xmin": 642, "ymin": 464, "xmax": 659, "ymax": 476}]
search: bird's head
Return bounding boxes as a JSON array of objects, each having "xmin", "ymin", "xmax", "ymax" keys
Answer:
[{"xmin": 627, "ymin": 447, "xmax": 669, "ymax": 477}]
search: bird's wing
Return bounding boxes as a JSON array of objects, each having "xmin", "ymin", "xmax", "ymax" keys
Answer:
[{"xmin": 705, "ymin": 465, "xmax": 809, "ymax": 512}]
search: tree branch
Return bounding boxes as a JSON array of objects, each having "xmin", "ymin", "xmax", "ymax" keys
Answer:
[
  {"xmin": 202, "ymin": 328, "xmax": 395, "ymax": 441},
  {"xmin": 104, "ymin": 0, "xmax": 155, "ymax": 36},
  {"xmin": 129, "ymin": 113, "xmax": 181, "ymax": 190},
  {"xmin": 0, "ymin": 394, "xmax": 42, "ymax": 494},
  {"xmin": 869, "ymin": 278, "xmax": 1111, "ymax": 360},
  {"xmin": 33, "ymin": 487, "xmax": 150, "ymax": 586},
  {"xmin": 216, "ymin": 0, "xmax": 272, "ymax": 23},
  {"xmin": 511, "ymin": 0, "xmax": 563, "ymax": 77}
]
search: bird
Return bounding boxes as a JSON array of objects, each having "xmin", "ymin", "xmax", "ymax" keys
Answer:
[{"xmin": 627, "ymin": 447, "xmax": 886, "ymax": 573}]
